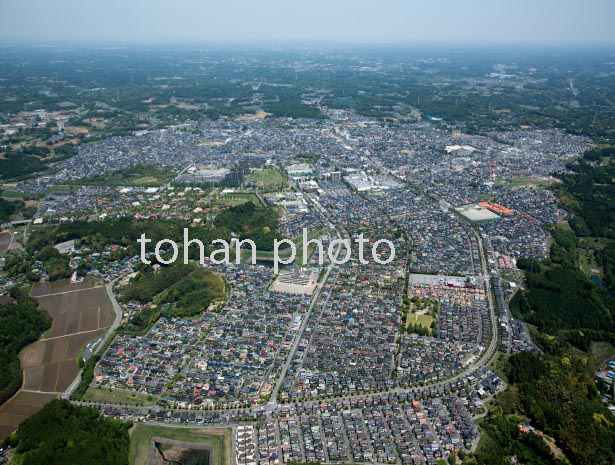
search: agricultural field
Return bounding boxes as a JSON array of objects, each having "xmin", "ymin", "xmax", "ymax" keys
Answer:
[
  {"xmin": 129, "ymin": 425, "xmax": 231, "ymax": 465},
  {"xmin": 22, "ymin": 281, "xmax": 113, "ymax": 393},
  {"xmin": 29, "ymin": 277, "xmax": 97, "ymax": 297},
  {"xmin": 0, "ymin": 391, "xmax": 57, "ymax": 440},
  {"xmin": 0, "ymin": 278, "xmax": 115, "ymax": 441},
  {"xmin": 0, "ymin": 390, "xmax": 57, "ymax": 440}
]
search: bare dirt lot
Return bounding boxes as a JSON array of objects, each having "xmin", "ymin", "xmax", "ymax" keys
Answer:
[
  {"xmin": 235, "ymin": 110, "xmax": 271, "ymax": 120},
  {"xmin": 0, "ymin": 231, "xmax": 12, "ymax": 254}
]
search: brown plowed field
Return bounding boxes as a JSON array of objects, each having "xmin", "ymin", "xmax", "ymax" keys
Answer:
[{"xmin": 0, "ymin": 279, "xmax": 114, "ymax": 440}]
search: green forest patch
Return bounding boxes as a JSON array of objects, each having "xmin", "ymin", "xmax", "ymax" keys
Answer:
[
  {"xmin": 3, "ymin": 400, "xmax": 130, "ymax": 465},
  {"xmin": 214, "ymin": 201, "xmax": 284, "ymax": 251},
  {"xmin": 119, "ymin": 264, "xmax": 226, "ymax": 334}
]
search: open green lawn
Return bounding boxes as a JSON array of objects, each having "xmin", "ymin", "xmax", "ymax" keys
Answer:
[
  {"xmin": 129, "ymin": 425, "xmax": 231, "ymax": 465},
  {"xmin": 245, "ymin": 169, "xmax": 287, "ymax": 188},
  {"xmin": 83, "ymin": 387, "xmax": 155, "ymax": 405},
  {"xmin": 555, "ymin": 221, "xmax": 574, "ymax": 232},
  {"xmin": 230, "ymin": 192, "xmax": 261, "ymax": 199},
  {"xmin": 508, "ymin": 176, "xmax": 555, "ymax": 188},
  {"xmin": 131, "ymin": 176, "xmax": 159, "ymax": 186},
  {"xmin": 405, "ymin": 312, "xmax": 434, "ymax": 329},
  {"xmin": 213, "ymin": 197, "xmax": 254, "ymax": 207},
  {"xmin": 578, "ymin": 236, "xmax": 612, "ymax": 277},
  {"xmin": 0, "ymin": 187, "xmax": 29, "ymax": 199},
  {"xmin": 587, "ymin": 341, "xmax": 615, "ymax": 374},
  {"xmin": 46, "ymin": 184, "xmax": 73, "ymax": 193},
  {"xmin": 215, "ymin": 192, "xmax": 263, "ymax": 207}
]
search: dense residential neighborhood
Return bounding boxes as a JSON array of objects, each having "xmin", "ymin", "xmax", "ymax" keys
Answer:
[
  {"xmin": 2, "ymin": 32, "xmax": 615, "ymax": 465},
  {"xmin": 1, "ymin": 106, "xmax": 579, "ymax": 463}
]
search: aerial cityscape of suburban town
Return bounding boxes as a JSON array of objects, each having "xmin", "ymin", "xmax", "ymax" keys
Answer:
[{"xmin": 1, "ymin": 4, "xmax": 615, "ymax": 465}]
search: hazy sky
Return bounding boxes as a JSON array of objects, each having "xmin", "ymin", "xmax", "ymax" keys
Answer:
[{"xmin": 0, "ymin": 0, "xmax": 614, "ymax": 44}]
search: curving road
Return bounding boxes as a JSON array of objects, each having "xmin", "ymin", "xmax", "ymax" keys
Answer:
[{"xmin": 62, "ymin": 275, "xmax": 126, "ymax": 399}]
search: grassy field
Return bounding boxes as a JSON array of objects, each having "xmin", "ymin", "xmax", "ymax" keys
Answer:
[
  {"xmin": 129, "ymin": 425, "xmax": 231, "ymax": 465},
  {"xmin": 243, "ymin": 243, "xmax": 317, "ymax": 265},
  {"xmin": 587, "ymin": 341, "xmax": 615, "ymax": 374},
  {"xmin": 215, "ymin": 192, "xmax": 263, "ymax": 207},
  {"xmin": 0, "ymin": 189, "xmax": 31, "ymax": 199},
  {"xmin": 407, "ymin": 298, "xmax": 437, "ymax": 331},
  {"xmin": 245, "ymin": 169, "xmax": 287, "ymax": 188},
  {"xmin": 45, "ymin": 184, "xmax": 74, "ymax": 193},
  {"xmin": 405, "ymin": 312, "xmax": 434, "ymax": 329},
  {"xmin": 509, "ymin": 176, "xmax": 555, "ymax": 188},
  {"xmin": 578, "ymin": 235, "xmax": 611, "ymax": 277},
  {"xmin": 213, "ymin": 197, "xmax": 254, "ymax": 207},
  {"xmin": 83, "ymin": 387, "xmax": 155, "ymax": 405},
  {"xmin": 131, "ymin": 176, "xmax": 159, "ymax": 186}
]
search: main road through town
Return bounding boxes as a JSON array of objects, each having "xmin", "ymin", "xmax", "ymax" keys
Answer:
[{"xmin": 75, "ymin": 181, "xmax": 502, "ymax": 415}]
